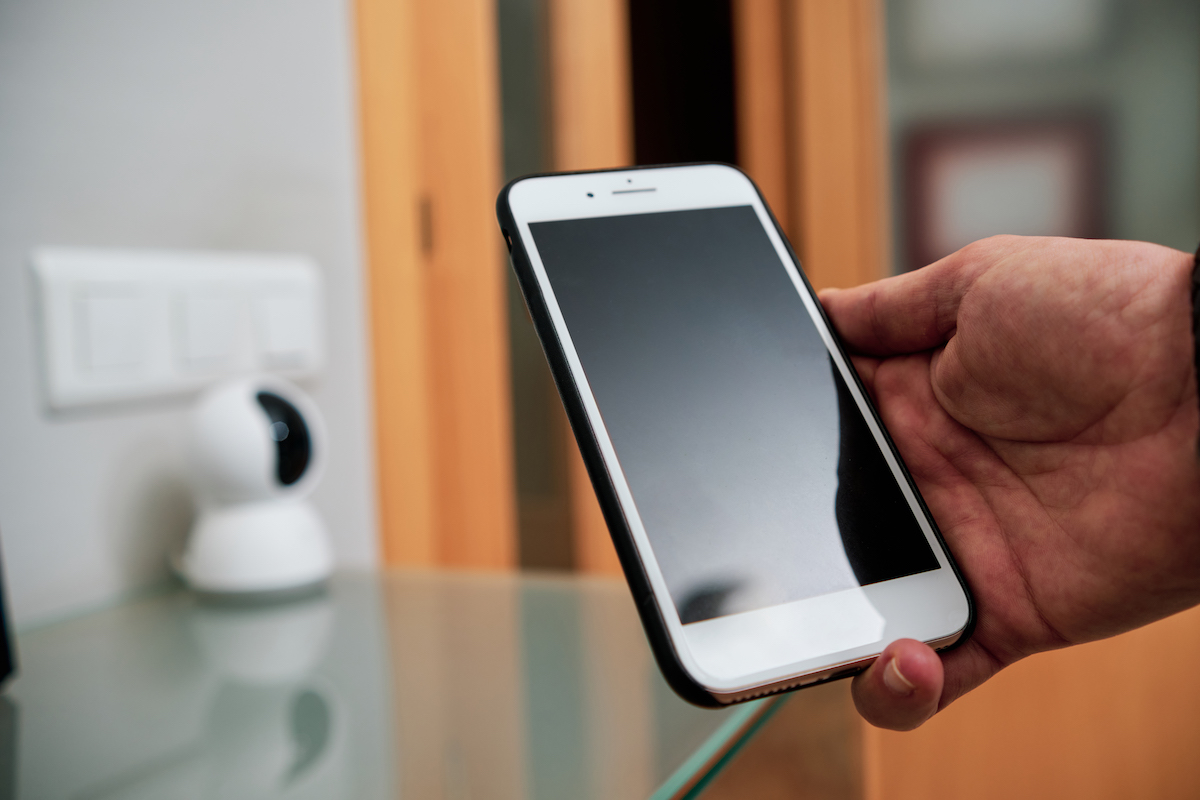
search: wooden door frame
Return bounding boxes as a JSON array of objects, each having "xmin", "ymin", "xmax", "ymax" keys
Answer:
[
  {"xmin": 547, "ymin": 0, "xmax": 633, "ymax": 575},
  {"xmin": 356, "ymin": 0, "xmax": 516, "ymax": 570},
  {"xmin": 354, "ymin": 0, "xmax": 888, "ymax": 572},
  {"xmin": 735, "ymin": 0, "xmax": 891, "ymax": 290},
  {"xmin": 548, "ymin": 0, "xmax": 892, "ymax": 573}
]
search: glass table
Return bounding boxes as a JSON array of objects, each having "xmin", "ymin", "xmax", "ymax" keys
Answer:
[{"xmin": 4, "ymin": 570, "xmax": 780, "ymax": 799}]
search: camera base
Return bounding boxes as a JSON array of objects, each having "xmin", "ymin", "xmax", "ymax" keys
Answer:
[{"xmin": 182, "ymin": 500, "xmax": 332, "ymax": 594}]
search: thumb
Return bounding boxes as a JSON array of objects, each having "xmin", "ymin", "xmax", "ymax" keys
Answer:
[
  {"xmin": 852, "ymin": 639, "xmax": 944, "ymax": 730},
  {"xmin": 818, "ymin": 243, "xmax": 992, "ymax": 356}
]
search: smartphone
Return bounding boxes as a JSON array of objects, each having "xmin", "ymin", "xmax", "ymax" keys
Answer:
[{"xmin": 497, "ymin": 164, "xmax": 973, "ymax": 706}]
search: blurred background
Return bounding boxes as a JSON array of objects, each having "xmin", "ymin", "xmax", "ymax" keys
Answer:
[
  {"xmin": 0, "ymin": 0, "xmax": 1198, "ymax": 797},
  {"xmin": 500, "ymin": 0, "xmax": 1200, "ymax": 574}
]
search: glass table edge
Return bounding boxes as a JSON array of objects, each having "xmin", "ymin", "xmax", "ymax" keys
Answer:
[{"xmin": 650, "ymin": 694, "xmax": 786, "ymax": 800}]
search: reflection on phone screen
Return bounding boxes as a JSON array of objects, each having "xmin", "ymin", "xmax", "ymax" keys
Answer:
[{"xmin": 530, "ymin": 206, "xmax": 938, "ymax": 624}]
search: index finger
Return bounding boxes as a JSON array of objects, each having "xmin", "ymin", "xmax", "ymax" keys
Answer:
[{"xmin": 818, "ymin": 244, "xmax": 991, "ymax": 356}]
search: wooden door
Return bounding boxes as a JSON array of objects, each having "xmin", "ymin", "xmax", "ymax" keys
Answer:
[
  {"xmin": 734, "ymin": 0, "xmax": 890, "ymax": 290},
  {"xmin": 356, "ymin": 0, "xmax": 517, "ymax": 569}
]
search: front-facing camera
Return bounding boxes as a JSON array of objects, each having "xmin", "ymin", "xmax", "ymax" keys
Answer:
[{"xmin": 587, "ymin": 192, "xmax": 594, "ymax": 197}]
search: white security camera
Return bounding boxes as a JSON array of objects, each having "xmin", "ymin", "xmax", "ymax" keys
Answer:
[{"xmin": 181, "ymin": 376, "xmax": 332, "ymax": 594}]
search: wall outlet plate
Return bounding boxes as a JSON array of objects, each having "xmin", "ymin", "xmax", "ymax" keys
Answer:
[{"xmin": 31, "ymin": 248, "xmax": 325, "ymax": 410}]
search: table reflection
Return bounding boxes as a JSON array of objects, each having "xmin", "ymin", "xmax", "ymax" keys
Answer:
[
  {"xmin": 8, "ymin": 572, "xmax": 766, "ymax": 799},
  {"xmin": 189, "ymin": 597, "xmax": 345, "ymax": 798}
]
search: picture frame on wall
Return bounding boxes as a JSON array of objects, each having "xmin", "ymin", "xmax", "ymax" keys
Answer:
[{"xmin": 902, "ymin": 116, "xmax": 1106, "ymax": 272}]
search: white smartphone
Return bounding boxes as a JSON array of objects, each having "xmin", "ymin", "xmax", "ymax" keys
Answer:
[{"xmin": 497, "ymin": 164, "xmax": 973, "ymax": 706}]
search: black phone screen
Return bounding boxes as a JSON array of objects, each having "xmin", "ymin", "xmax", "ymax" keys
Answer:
[{"xmin": 529, "ymin": 205, "xmax": 938, "ymax": 625}]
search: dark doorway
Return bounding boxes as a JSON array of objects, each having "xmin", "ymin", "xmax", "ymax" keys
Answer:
[{"xmin": 628, "ymin": 0, "xmax": 738, "ymax": 166}]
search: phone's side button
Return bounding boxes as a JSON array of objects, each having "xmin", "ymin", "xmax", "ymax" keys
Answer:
[{"xmin": 501, "ymin": 229, "xmax": 514, "ymax": 252}]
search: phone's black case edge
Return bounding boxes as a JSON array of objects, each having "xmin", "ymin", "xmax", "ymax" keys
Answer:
[{"xmin": 496, "ymin": 162, "xmax": 975, "ymax": 708}]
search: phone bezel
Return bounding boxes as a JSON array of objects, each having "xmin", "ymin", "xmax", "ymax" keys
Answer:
[{"xmin": 503, "ymin": 164, "xmax": 972, "ymax": 699}]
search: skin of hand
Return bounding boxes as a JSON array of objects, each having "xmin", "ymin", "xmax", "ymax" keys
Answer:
[{"xmin": 818, "ymin": 235, "xmax": 1200, "ymax": 731}]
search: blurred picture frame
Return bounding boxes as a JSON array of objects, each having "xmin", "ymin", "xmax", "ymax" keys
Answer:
[{"xmin": 903, "ymin": 116, "xmax": 1105, "ymax": 271}]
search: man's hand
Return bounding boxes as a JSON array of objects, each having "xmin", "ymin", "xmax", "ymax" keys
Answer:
[{"xmin": 819, "ymin": 235, "xmax": 1200, "ymax": 731}]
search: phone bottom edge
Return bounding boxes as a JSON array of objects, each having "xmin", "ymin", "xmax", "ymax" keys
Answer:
[{"xmin": 706, "ymin": 630, "xmax": 966, "ymax": 705}]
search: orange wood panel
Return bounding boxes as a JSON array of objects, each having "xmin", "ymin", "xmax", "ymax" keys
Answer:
[
  {"xmin": 785, "ymin": 0, "xmax": 890, "ymax": 290},
  {"xmin": 565, "ymin": 443, "xmax": 621, "ymax": 575},
  {"xmin": 864, "ymin": 607, "xmax": 1200, "ymax": 800},
  {"xmin": 548, "ymin": 0, "xmax": 632, "ymax": 172},
  {"xmin": 354, "ymin": 0, "xmax": 436, "ymax": 565},
  {"xmin": 415, "ymin": 0, "xmax": 516, "ymax": 568},
  {"xmin": 732, "ymin": 0, "xmax": 791, "ymax": 228},
  {"xmin": 547, "ymin": 0, "xmax": 632, "ymax": 575},
  {"xmin": 357, "ymin": 0, "xmax": 516, "ymax": 568}
]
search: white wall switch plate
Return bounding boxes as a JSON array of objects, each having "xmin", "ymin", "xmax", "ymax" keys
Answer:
[{"xmin": 32, "ymin": 248, "xmax": 325, "ymax": 410}]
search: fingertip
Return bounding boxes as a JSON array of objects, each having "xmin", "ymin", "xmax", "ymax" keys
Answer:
[
  {"xmin": 852, "ymin": 640, "xmax": 943, "ymax": 731},
  {"xmin": 817, "ymin": 288, "xmax": 842, "ymax": 315}
]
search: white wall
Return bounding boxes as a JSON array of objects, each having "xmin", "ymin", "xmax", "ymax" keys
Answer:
[{"xmin": 0, "ymin": 0, "xmax": 378, "ymax": 626}]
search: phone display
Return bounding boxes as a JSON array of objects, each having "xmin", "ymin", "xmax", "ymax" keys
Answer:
[
  {"xmin": 499, "ymin": 165, "xmax": 971, "ymax": 705},
  {"xmin": 530, "ymin": 205, "xmax": 939, "ymax": 624}
]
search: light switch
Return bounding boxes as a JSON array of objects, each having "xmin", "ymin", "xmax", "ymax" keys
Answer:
[
  {"xmin": 256, "ymin": 291, "xmax": 316, "ymax": 367},
  {"xmin": 179, "ymin": 292, "xmax": 241, "ymax": 368},
  {"xmin": 32, "ymin": 248, "xmax": 324, "ymax": 410},
  {"xmin": 75, "ymin": 288, "xmax": 147, "ymax": 371}
]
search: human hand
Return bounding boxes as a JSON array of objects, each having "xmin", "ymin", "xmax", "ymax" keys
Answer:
[{"xmin": 819, "ymin": 235, "xmax": 1200, "ymax": 731}]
